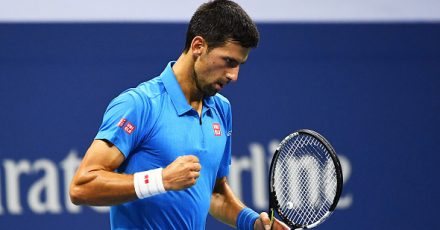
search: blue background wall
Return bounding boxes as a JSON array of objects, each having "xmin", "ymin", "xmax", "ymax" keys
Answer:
[{"xmin": 0, "ymin": 23, "xmax": 439, "ymax": 229}]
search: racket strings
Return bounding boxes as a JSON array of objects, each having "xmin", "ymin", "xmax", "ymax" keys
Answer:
[
  {"xmin": 287, "ymin": 143, "xmax": 327, "ymax": 224},
  {"xmin": 293, "ymin": 137, "xmax": 334, "ymax": 224},
  {"xmin": 273, "ymin": 134, "xmax": 337, "ymax": 226}
]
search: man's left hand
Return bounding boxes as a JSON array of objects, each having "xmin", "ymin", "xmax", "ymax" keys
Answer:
[{"xmin": 254, "ymin": 212, "xmax": 290, "ymax": 230}]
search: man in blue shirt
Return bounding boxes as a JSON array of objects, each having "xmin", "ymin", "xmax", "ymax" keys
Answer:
[{"xmin": 69, "ymin": 1, "xmax": 288, "ymax": 229}]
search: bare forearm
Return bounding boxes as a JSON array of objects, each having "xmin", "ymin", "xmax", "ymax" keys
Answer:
[
  {"xmin": 70, "ymin": 140, "xmax": 203, "ymax": 206},
  {"xmin": 70, "ymin": 169, "xmax": 137, "ymax": 206},
  {"xmin": 209, "ymin": 178, "xmax": 245, "ymax": 227},
  {"xmin": 69, "ymin": 140, "xmax": 139, "ymax": 206}
]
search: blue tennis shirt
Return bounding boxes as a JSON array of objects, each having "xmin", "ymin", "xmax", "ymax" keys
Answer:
[{"xmin": 95, "ymin": 62, "xmax": 232, "ymax": 230}]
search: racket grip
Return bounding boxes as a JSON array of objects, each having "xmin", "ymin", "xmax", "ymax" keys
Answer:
[{"xmin": 269, "ymin": 209, "xmax": 274, "ymax": 229}]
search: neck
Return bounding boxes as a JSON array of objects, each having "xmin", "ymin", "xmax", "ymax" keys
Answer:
[{"xmin": 172, "ymin": 53, "xmax": 203, "ymax": 114}]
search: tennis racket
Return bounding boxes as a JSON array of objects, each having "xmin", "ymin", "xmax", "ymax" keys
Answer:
[{"xmin": 268, "ymin": 129, "xmax": 343, "ymax": 229}]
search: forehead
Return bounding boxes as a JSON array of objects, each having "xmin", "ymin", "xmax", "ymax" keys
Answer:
[{"xmin": 209, "ymin": 41, "xmax": 251, "ymax": 63}]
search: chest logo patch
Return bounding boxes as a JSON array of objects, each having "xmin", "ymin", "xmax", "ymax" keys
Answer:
[{"xmin": 212, "ymin": 123, "xmax": 221, "ymax": 136}]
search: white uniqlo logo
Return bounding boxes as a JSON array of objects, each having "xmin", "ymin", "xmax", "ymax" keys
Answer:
[{"xmin": 212, "ymin": 123, "xmax": 221, "ymax": 136}]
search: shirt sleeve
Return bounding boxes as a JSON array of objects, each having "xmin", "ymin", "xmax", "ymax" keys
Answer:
[
  {"xmin": 95, "ymin": 90, "xmax": 149, "ymax": 158},
  {"xmin": 216, "ymin": 104, "xmax": 232, "ymax": 178}
]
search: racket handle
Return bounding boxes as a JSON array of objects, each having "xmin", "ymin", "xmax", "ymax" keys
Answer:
[{"xmin": 269, "ymin": 208, "xmax": 274, "ymax": 229}]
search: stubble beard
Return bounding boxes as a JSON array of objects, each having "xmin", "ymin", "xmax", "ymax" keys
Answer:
[{"xmin": 192, "ymin": 69, "xmax": 217, "ymax": 97}]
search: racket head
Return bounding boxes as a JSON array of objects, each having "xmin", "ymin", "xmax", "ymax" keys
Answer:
[{"xmin": 268, "ymin": 129, "xmax": 343, "ymax": 229}]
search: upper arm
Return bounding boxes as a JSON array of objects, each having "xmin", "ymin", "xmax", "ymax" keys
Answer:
[
  {"xmin": 72, "ymin": 139, "xmax": 125, "ymax": 185},
  {"xmin": 70, "ymin": 139, "xmax": 139, "ymax": 205},
  {"xmin": 95, "ymin": 90, "xmax": 151, "ymax": 158},
  {"xmin": 213, "ymin": 177, "xmax": 228, "ymax": 194},
  {"xmin": 69, "ymin": 90, "xmax": 151, "ymax": 205}
]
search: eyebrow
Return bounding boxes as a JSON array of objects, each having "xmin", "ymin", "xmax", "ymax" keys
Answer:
[{"xmin": 226, "ymin": 56, "xmax": 246, "ymax": 65}]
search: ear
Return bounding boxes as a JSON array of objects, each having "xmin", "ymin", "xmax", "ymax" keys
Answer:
[{"xmin": 191, "ymin": 36, "xmax": 206, "ymax": 57}]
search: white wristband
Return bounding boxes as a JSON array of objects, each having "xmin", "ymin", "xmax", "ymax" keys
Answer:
[{"xmin": 133, "ymin": 168, "xmax": 166, "ymax": 199}]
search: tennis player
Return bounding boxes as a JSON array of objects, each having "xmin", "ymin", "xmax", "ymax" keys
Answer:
[{"xmin": 70, "ymin": 1, "xmax": 288, "ymax": 229}]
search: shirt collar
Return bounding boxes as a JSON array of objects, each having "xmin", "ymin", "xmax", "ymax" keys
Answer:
[
  {"xmin": 203, "ymin": 95, "xmax": 215, "ymax": 109},
  {"xmin": 161, "ymin": 61, "xmax": 192, "ymax": 116},
  {"xmin": 161, "ymin": 61, "xmax": 216, "ymax": 116}
]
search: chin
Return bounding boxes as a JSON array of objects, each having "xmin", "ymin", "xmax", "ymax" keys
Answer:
[
  {"xmin": 201, "ymin": 86, "xmax": 218, "ymax": 97},
  {"xmin": 206, "ymin": 92, "xmax": 217, "ymax": 97}
]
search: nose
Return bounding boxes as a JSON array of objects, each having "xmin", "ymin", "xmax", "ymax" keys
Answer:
[{"xmin": 226, "ymin": 66, "xmax": 240, "ymax": 82}]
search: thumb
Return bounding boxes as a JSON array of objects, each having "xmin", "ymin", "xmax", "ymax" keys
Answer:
[{"xmin": 259, "ymin": 212, "xmax": 271, "ymax": 230}]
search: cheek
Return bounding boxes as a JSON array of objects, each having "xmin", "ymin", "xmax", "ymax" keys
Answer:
[
  {"xmin": 196, "ymin": 56, "xmax": 224, "ymax": 81},
  {"xmin": 206, "ymin": 60, "xmax": 226, "ymax": 76},
  {"xmin": 196, "ymin": 65, "xmax": 213, "ymax": 80},
  {"xmin": 196, "ymin": 56, "xmax": 211, "ymax": 73}
]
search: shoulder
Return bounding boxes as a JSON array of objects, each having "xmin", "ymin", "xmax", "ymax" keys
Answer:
[
  {"xmin": 105, "ymin": 77, "xmax": 167, "ymax": 121},
  {"xmin": 130, "ymin": 76, "xmax": 166, "ymax": 102},
  {"xmin": 113, "ymin": 76, "xmax": 165, "ymax": 106},
  {"xmin": 135, "ymin": 76, "xmax": 166, "ymax": 99}
]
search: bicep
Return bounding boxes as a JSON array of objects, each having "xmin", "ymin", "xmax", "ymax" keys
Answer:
[
  {"xmin": 73, "ymin": 139, "xmax": 125, "ymax": 183},
  {"xmin": 213, "ymin": 177, "xmax": 228, "ymax": 194},
  {"xmin": 70, "ymin": 139, "xmax": 137, "ymax": 205}
]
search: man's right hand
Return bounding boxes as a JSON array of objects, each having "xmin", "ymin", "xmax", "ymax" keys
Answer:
[{"xmin": 162, "ymin": 155, "xmax": 201, "ymax": 191}]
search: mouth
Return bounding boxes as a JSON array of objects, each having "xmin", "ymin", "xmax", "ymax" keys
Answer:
[
  {"xmin": 215, "ymin": 82, "xmax": 224, "ymax": 91},
  {"xmin": 213, "ymin": 79, "xmax": 230, "ymax": 92}
]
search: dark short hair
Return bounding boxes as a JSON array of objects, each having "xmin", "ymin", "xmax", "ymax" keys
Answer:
[{"xmin": 184, "ymin": 0, "xmax": 259, "ymax": 52}]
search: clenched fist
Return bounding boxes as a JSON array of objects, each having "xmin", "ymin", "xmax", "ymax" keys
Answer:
[{"xmin": 162, "ymin": 155, "xmax": 202, "ymax": 191}]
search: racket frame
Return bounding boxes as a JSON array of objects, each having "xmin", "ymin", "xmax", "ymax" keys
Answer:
[{"xmin": 268, "ymin": 129, "xmax": 343, "ymax": 229}]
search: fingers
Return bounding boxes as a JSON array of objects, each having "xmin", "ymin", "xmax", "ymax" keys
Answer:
[
  {"xmin": 259, "ymin": 212, "xmax": 271, "ymax": 230},
  {"xmin": 178, "ymin": 155, "xmax": 199, "ymax": 163},
  {"xmin": 179, "ymin": 155, "xmax": 202, "ymax": 171},
  {"xmin": 272, "ymin": 217, "xmax": 290, "ymax": 230},
  {"xmin": 193, "ymin": 162, "xmax": 202, "ymax": 172},
  {"xmin": 257, "ymin": 212, "xmax": 290, "ymax": 230},
  {"xmin": 162, "ymin": 155, "xmax": 202, "ymax": 191},
  {"xmin": 177, "ymin": 155, "xmax": 201, "ymax": 169}
]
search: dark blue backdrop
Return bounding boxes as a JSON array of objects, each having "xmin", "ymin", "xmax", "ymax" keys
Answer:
[{"xmin": 0, "ymin": 23, "xmax": 439, "ymax": 229}]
